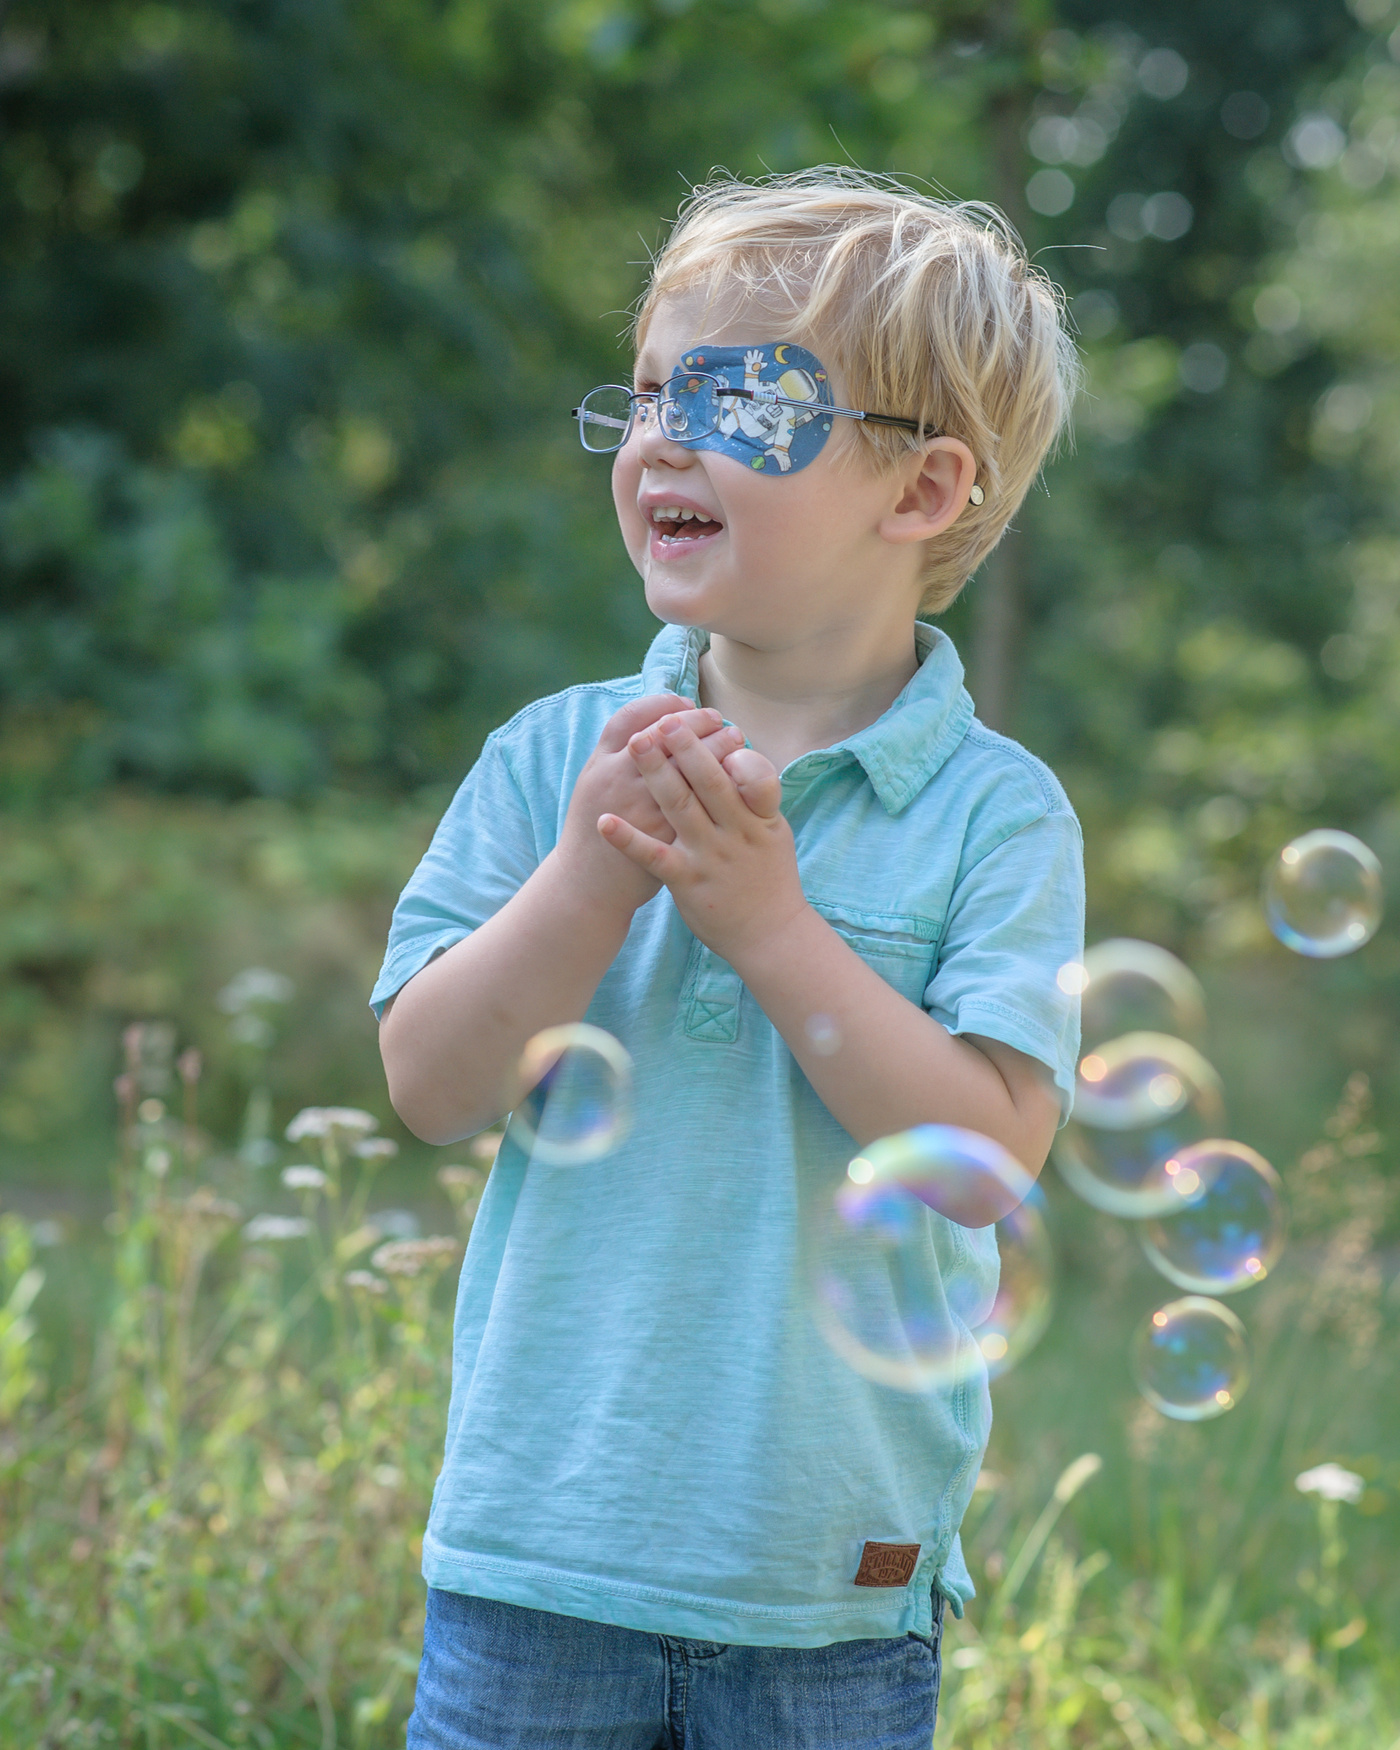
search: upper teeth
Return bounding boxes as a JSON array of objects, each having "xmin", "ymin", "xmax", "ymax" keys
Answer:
[{"xmin": 650, "ymin": 506, "xmax": 713, "ymax": 523}]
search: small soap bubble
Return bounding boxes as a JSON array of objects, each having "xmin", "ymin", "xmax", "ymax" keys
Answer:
[
  {"xmin": 805, "ymin": 1013, "xmax": 842, "ymax": 1056},
  {"xmin": 808, "ymin": 1126, "xmax": 1053, "ymax": 1393},
  {"xmin": 1264, "ymin": 830, "xmax": 1382, "ymax": 958},
  {"xmin": 1139, "ymin": 1141, "xmax": 1285, "ymax": 1294},
  {"xmin": 1075, "ymin": 939, "xmax": 1207, "ymax": 1052},
  {"xmin": 1131, "ymin": 1295, "xmax": 1250, "ymax": 1421},
  {"xmin": 1054, "ymin": 1034, "xmax": 1225, "ymax": 1217},
  {"xmin": 509, "ymin": 1024, "xmax": 633, "ymax": 1166}
]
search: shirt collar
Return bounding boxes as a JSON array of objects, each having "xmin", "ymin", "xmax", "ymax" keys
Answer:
[{"xmin": 638, "ymin": 620, "xmax": 974, "ymax": 816}]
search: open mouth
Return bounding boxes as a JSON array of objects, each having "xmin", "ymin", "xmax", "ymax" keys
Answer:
[{"xmin": 648, "ymin": 507, "xmax": 723, "ymax": 544}]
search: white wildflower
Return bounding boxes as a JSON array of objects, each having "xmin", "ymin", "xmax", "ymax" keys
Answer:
[
  {"xmin": 1295, "ymin": 1463, "xmax": 1364, "ymax": 1504},
  {"xmin": 371, "ymin": 1236, "xmax": 460, "ymax": 1278},
  {"xmin": 344, "ymin": 1270, "xmax": 389, "ymax": 1296},
  {"xmin": 217, "ymin": 968, "xmax": 294, "ymax": 1014},
  {"xmin": 242, "ymin": 1214, "xmax": 312, "ymax": 1243},
  {"xmin": 281, "ymin": 1165, "xmax": 328, "ymax": 1192},
  {"xmin": 354, "ymin": 1137, "xmax": 398, "ymax": 1160},
  {"xmin": 284, "ymin": 1107, "xmax": 379, "ymax": 1143}
]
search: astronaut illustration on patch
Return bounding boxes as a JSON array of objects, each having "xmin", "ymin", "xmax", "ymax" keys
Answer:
[
  {"xmin": 676, "ymin": 342, "xmax": 836, "ymax": 475},
  {"xmin": 719, "ymin": 348, "xmax": 822, "ymax": 472}
]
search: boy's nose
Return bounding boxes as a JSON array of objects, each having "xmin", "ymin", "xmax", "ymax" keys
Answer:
[{"xmin": 635, "ymin": 410, "xmax": 697, "ymax": 467}]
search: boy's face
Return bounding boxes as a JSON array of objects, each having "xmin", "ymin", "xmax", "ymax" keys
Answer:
[{"xmin": 612, "ymin": 291, "xmax": 924, "ymax": 648}]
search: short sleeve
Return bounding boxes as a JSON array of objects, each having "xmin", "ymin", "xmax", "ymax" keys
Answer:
[
  {"xmin": 370, "ymin": 735, "xmax": 541, "ymax": 1017},
  {"xmin": 923, "ymin": 808, "xmax": 1085, "ymax": 1118}
]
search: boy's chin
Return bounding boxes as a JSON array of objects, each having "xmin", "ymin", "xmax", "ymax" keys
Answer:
[{"xmin": 642, "ymin": 577, "xmax": 717, "ymax": 629}]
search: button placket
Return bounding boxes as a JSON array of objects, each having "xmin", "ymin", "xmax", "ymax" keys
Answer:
[{"xmin": 679, "ymin": 939, "xmax": 743, "ymax": 1042}]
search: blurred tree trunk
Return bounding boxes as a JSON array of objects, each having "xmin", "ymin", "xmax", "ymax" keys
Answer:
[
  {"xmin": 968, "ymin": 13, "xmax": 1037, "ymax": 734},
  {"xmin": 971, "ymin": 532, "xmax": 1024, "ymax": 733}
]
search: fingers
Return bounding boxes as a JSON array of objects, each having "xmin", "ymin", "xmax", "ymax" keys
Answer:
[
  {"xmin": 698, "ymin": 720, "xmax": 746, "ymax": 761},
  {"xmin": 722, "ymin": 747, "xmax": 784, "ymax": 819},
  {"xmin": 629, "ymin": 716, "xmax": 747, "ymax": 832},
  {"xmin": 600, "ymin": 693, "xmax": 704, "ymax": 753},
  {"xmin": 628, "ymin": 723, "xmax": 712, "ymax": 832},
  {"xmin": 597, "ymin": 812, "xmax": 678, "ymax": 879}
]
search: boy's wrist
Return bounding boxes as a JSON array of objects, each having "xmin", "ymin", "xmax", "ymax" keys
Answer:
[
  {"xmin": 542, "ymin": 844, "xmax": 651, "ymax": 932},
  {"xmin": 723, "ymin": 900, "xmax": 824, "ymax": 992}
]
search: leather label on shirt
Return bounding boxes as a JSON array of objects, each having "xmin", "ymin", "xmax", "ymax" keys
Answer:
[{"xmin": 853, "ymin": 1541, "xmax": 921, "ymax": 1587}]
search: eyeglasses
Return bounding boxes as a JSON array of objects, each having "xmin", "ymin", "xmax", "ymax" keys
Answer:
[{"xmin": 570, "ymin": 372, "xmax": 933, "ymax": 454}]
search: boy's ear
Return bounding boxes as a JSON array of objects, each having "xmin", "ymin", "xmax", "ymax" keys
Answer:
[{"xmin": 878, "ymin": 438, "xmax": 979, "ymax": 547}]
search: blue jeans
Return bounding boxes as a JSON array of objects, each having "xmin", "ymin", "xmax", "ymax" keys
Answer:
[{"xmin": 407, "ymin": 1587, "xmax": 945, "ymax": 1750}]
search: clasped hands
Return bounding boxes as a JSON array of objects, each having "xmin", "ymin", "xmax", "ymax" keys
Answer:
[{"xmin": 556, "ymin": 693, "xmax": 808, "ymax": 967}]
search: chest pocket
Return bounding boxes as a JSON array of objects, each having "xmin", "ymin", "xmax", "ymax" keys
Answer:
[
  {"xmin": 809, "ymin": 899, "xmax": 940, "ymax": 1008},
  {"xmin": 678, "ymin": 905, "xmax": 942, "ymax": 1043}
]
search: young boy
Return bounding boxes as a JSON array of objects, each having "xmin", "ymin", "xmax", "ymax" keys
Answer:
[{"xmin": 375, "ymin": 169, "xmax": 1084, "ymax": 1748}]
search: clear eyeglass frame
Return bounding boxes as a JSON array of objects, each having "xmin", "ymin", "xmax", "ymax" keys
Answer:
[{"xmin": 570, "ymin": 372, "xmax": 931, "ymax": 455}]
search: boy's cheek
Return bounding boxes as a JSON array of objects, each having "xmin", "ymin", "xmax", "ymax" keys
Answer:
[{"xmin": 611, "ymin": 453, "xmax": 645, "ymax": 553}]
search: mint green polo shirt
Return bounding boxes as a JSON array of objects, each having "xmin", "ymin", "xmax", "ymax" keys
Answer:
[{"xmin": 372, "ymin": 620, "xmax": 1084, "ymax": 1647}]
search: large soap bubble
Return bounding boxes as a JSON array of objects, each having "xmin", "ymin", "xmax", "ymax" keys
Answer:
[
  {"xmin": 808, "ymin": 1126, "xmax": 1053, "ymax": 1393},
  {"xmin": 1061, "ymin": 938, "xmax": 1207, "ymax": 1054},
  {"xmin": 1053, "ymin": 1033, "xmax": 1225, "ymax": 1217},
  {"xmin": 1264, "ymin": 830, "xmax": 1382, "ymax": 958},
  {"xmin": 1139, "ymin": 1141, "xmax": 1285, "ymax": 1294},
  {"xmin": 1131, "ymin": 1295, "xmax": 1250, "ymax": 1420},
  {"xmin": 508, "ymin": 1024, "xmax": 633, "ymax": 1165}
]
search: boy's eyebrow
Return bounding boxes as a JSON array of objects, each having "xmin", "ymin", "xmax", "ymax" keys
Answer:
[{"xmin": 631, "ymin": 339, "xmax": 674, "ymax": 386}]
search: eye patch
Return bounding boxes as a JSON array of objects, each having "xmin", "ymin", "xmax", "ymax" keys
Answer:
[{"xmin": 669, "ymin": 342, "xmax": 836, "ymax": 475}]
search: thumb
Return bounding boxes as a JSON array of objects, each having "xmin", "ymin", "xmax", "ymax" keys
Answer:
[{"xmin": 722, "ymin": 747, "xmax": 783, "ymax": 819}]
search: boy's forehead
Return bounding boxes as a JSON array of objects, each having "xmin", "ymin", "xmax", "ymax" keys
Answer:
[{"xmin": 638, "ymin": 289, "xmax": 820, "ymax": 374}]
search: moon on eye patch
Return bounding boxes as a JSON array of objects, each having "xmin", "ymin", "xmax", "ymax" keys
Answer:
[{"xmin": 773, "ymin": 344, "xmax": 790, "ymax": 363}]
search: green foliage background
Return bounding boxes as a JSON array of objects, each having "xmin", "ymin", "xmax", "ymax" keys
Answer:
[
  {"xmin": 6, "ymin": 0, "xmax": 1400, "ymax": 1163},
  {"xmin": 3, "ymin": 0, "xmax": 1400, "ymax": 1742}
]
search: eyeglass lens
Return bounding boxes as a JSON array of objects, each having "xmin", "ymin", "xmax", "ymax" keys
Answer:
[
  {"xmin": 576, "ymin": 387, "xmax": 634, "ymax": 452},
  {"xmin": 576, "ymin": 376, "xmax": 726, "ymax": 452}
]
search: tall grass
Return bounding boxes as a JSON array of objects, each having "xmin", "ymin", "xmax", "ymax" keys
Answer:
[{"xmin": 0, "ymin": 1020, "xmax": 1395, "ymax": 1746}]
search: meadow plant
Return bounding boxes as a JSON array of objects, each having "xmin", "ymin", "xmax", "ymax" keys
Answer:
[
  {"xmin": 0, "ymin": 1031, "xmax": 482, "ymax": 1747},
  {"xmin": 0, "ymin": 1016, "xmax": 1393, "ymax": 1746}
]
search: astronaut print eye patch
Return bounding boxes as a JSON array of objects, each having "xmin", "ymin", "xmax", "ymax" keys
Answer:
[{"xmin": 668, "ymin": 342, "xmax": 838, "ymax": 476}]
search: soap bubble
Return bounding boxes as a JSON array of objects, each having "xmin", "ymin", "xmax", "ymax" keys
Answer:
[
  {"xmin": 1139, "ymin": 1141, "xmax": 1285, "ymax": 1294},
  {"xmin": 1054, "ymin": 1033, "xmax": 1225, "ymax": 1216},
  {"xmin": 809, "ymin": 1126, "xmax": 1053, "ymax": 1393},
  {"xmin": 1132, "ymin": 1295, "xmax": 1250, "ymax": 1420},
  {"xmin": 508, "ymin": 1024, "xmax": 632, "ymax": 1165},
  {"xmin": 1264, "ymin": 830, "xmax": 1382, "ymax": 958},
  {"xmin": 1063, "ymin": 939, "xmax": 1207, "ymax": 1054}
]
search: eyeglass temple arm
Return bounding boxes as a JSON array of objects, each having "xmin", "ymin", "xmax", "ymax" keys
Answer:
[{"xmin": 713, "ymin": 385, "xmax": 930, "ymax": 436}]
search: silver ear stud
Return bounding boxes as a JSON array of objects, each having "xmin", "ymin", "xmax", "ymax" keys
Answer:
[{"xmin": 968, "ymin": 482, "xmax": 985, "ymax": 506}]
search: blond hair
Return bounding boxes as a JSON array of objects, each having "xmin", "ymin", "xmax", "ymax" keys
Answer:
[{"xmin": 635, "ymin": 168, "xmax": 1081, "ymax": 613}]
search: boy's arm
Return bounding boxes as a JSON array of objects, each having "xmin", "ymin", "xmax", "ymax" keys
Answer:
[
  {"xmin": 732, "ymin": 915, "xmax": 1061, "ymax": 1224},
  {"xmin": 380, "ymin": 697, "xmax": 744, "ymax": 1145},
  {"xmin": 601, "ymin": 714, "xmax": 1062, "ymax": 1225}
]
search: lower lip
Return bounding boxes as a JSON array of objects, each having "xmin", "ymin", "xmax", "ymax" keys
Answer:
[{"xmin": 648, "ymin": 523, "xmax": 723, "ymax": 560}]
